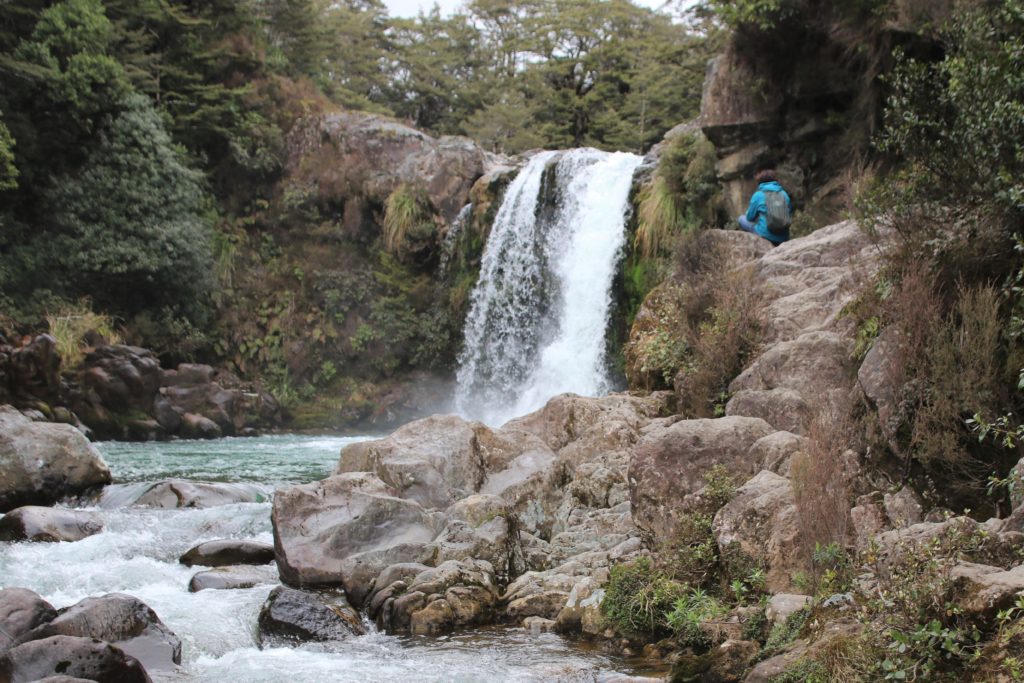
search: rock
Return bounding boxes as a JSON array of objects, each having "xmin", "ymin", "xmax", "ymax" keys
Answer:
[
  {"xmin": 0, "ymin": 506, "xmax": 103, "ymax": 542},
  {"xmin": 26, "ymin": 677, "xmax": 95, "ymax": 683},
  {"xmin": 272, "ymin": 472, "xmax": 443, "ymax": 600},
  {"xmin": 179, "ymin": 539, "xmax": 276, "ymax": 567},
  {"xmin": 629, "ymin": 416, "xmax": 775, "ymax": 547},
  {"xmin": 749, "ymin": 431, "xmax": 806, "ymax": 476},
  {"xmin": 373, "ymin": 559, "xmax": 499, "ymax": 635},
  {"xmin": 0, "ymin": 588, "xmax": 57, "ymax": 655},
  {"xmin": 0, "ymin": 635, "xmax": 150, "ymax": 683},
  {"xmin": 743, "ymin": 619, "xmax": 862, "ymax": 683},
  {"xmin": 0, "ymin": 406, "xmax": 111, "ymax": 512},
  {"xmin": 257, "ymin": 586, "xmax": 364, "ymax": 646},
  {"xmin": 506, "ymin": 591, "xmax": 570, "ymax": 621},
  {"xmin": 338, "ymin": 414, "xmax": 544, "ymax": 510},
  {"xmin": 188, "ymin": 564, "xmax": 279, "ymax": 592},
  {"xmin": 883, "ymin": 487, "xmax": 923, "ymax": 528},
  {"xmin": 765, "ymin": 594, "xmax": 811, "ymax": 626},
  {"xmin": 950, "ymin": 562, "xmax": 1024, "ymax": 620},
  {"xmin": 857, "ymin": 329, "xmax": 902, "ymax": 442},
  {"xmin": 554, "ymin": 577, "xmax": 606, "ymax": 635},
  {"xmin": 14, "ymin": 593, "xmax": 181, "ymax": 671},
  {"xmin": 522, "ymin": 616, "xmax": 556, "ymax": 633},
  {"xmin": 0, "ymin": 335, "xmax": 62, "ymax": 407},
  {"xmin": 428, "ymin": 494, "xmax": 524, "ymax": 583},
  {"xmin": 671, "ymin": 638, "xmax": 760, "ymax": 683},
  {"xmin": 712, "ymin": 470, "xmax": 803, "ymax": 593},
  {"xmin": 725, "ymin": 388, "xmax": 811, "ymax": 435},
  {"xmin": 178, "ymin": 412, "xmax": 222, "ymax": 439},
  {"xmin": 115, "ymin": 480, "xmax": 269, "ymax": 508},
  {"xmin": 288, "ymin": 110, "xmax": 497, "ymax": 223},
  {"xmin": 873, "ymin": 517, "xmax": 1023, "ymax": 571}
]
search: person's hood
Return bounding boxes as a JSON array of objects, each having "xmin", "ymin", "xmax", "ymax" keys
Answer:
[{"xmin": 758, "ymin": 181, "xmax": 784, "ymax": 192}]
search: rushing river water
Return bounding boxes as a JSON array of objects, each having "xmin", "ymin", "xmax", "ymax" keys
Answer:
[{"xmin": 0, "ymin": 434, "xmax": 656, "ymax": 682}]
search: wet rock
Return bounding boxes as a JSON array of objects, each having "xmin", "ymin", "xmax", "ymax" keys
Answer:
[
  {"xmin": 0, "ymin": 405, "xmax": 111, "ymax": 512},
  {"xmin": 120, "ymin": 480, "xmax": 269, "ymax": 508},
  {"xmin": 179, "ymin": 539, "xmax": 276, "ymax": 567},
  {"xmin": 188, "ymin": 564, "xmax": 279, "ymax": 592},
  {"xmin": 373, "ymin": 559, "xmax": 500, "ymax": 635},
  {"xmin": 178, "ymin": 413, "xmax": 221, "ymax": 439},
  {"xmin": 14, "ymin": 593, "xmax": 181, "ymax": 671},
  {"xmin": 0, "ymin": 635, "xmax": 151, "ymax": 683},
  {"xmin": 712, "ymin": 470, "xmax": 803, "ymax": 593},
  {"xmin": 0, "ymin": 588, "xmax": 57, "ymax": 655},
  {"xmin": 629, "ymin": 416, "xmax": 774, "ymax": 547},
  {"xmin": 257, "ymin": 586, "xmax": 365, "ymax": 646},
  {"xmin": 554, "ymin": 577, "xmax": 606, "ymax": 635},
  {"xmin": 523, "ymin": 616, "xmax": 556, "ymax": 633},
  {"xmin": 272, "ymin": 472, "xmax": 443, "ymax": 601},
  {"xmin": 506, "ymin": 590, "xmax": 570, "ymax": 622},
  {"xmin": 0, "ymin": 506, "xmax": 103, "ymax": 542}
]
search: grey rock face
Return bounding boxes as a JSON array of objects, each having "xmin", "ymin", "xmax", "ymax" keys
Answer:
[{"xmin": 0, "ymin": 405, "xmax": 111, "ymax": 512}]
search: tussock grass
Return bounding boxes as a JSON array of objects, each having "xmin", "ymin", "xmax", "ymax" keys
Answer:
[
  {"xmin": 46, "ymin": 302, "xmax": 121, "ymax": 367},
  {"xmin": 383, "ymin": 184, "xmax": 428, "ymax": 256}
]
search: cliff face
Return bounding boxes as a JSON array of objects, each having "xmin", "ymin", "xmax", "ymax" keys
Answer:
[
  {"xmin": 698, "ymin": 0, "xmax": 954, "ymax": 226},
  {"xmin": 213, "ymin": 108, "xmax": 510, "ymax": 429}
]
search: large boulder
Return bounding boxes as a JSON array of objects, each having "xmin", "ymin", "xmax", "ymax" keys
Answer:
[
  {"xmin": 13, "ymin": 593, "xmax": 181, "ymax": 672},
  {"xmin": 257, "ymin": 586, "xmax": 364, "ymax": 646},
  {"xmin": 428, "ymin": 494, "xmax": 525, "ymax": 583},
  {"xmin": 0, "ymin": 506, "xmax": 103, "ymax": 542},
  {"xmin": 0, "ymin": 588, "xmax": 57, "ymax": 655},
  {"xmin": 712, "ymin": 470, "xmax": 803, "ymax": 593},
  {"xmin": 0, "ymin": 406, "xmax": 111, "ymax": 511},
  {"xmin": 629, "ymin": 416, "xmax": 775, "ymax": 547},
  {"xmin": 0, "ymin": 635, "xmax": 151, "ymax": 683},
  {"xmin": 0, "ymin": 335, "xmax": 62, "ymax": 406},
  {"xmin": 179, "ymin": 539, "xmax": 276, "ymax": 567},
  {"xmin": 272, "ymin": 472, "xmax": 443, "ymax": 600}
]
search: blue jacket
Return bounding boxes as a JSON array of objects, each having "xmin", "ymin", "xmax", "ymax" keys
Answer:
[{"xmin": 746, "ymin": 181, "xmax": 793, "ymax": 244}]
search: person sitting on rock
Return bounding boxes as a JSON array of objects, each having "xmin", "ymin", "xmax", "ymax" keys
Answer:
[{"xmin": 738, "ymin": 169, "xmax": 792, "ymax": 246}]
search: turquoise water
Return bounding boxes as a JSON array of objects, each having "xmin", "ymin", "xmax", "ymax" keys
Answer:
[{"xmin": 96, "ymin": 433, "xmax": 374, "ymax": 486}]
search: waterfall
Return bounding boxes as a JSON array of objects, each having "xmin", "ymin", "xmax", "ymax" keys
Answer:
[{"xmin": 454, "ymin": 148, "xmax": 642, "ymax": 425}]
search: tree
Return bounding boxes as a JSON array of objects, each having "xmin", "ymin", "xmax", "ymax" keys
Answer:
[
  {"xmin": 0, "ymin": 113, "xmax": 16, "ymax": 191},
  {"xmin": 39, "ymin": 93, "xmax": 213, "ymax": 318}
]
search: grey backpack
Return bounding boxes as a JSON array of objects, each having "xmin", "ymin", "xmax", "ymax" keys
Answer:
[{"xmin": 765, "ymin": 190, "xmax": 791, "ymax": 235}]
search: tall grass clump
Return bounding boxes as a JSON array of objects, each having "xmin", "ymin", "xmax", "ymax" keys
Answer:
[
  {"xmin": 46, "ymin": 301, "xmax": 121, "ymax": 367},
  {"xmin": 383, "ymin": 184, "xmax": 432, "ymax": 257}
]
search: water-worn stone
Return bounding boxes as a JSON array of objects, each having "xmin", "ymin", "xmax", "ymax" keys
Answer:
[
  {"xmin": 14, "ymin": 593, "xmax": 181, "ymax": 671},
  {"xmin": 188, "ymin": 564, "xmax": 279, "ymax": 592},
  {"xmin": 272, "ymin": 472, "xmax": 443, "ymax": 600},
  {"xmin": 179, "ymin": 539, "xmax": 276, "ymax": 567},
  {"xmin": 257, "ymin": 586, "xmax": 364, "ymax": 647},
  {"xmin": 0, "ymin": 506, "xmax": 103, "ymax": 542},
  {"xmin": 0, "ymin": 588, "xmax": 56, "ymax": 655},
  {"xmin": 429, "ymin": 494, "xmax": 524, "ymax": 583},
  {"xmin": 121, "ymin": 480, "xmax": 269, "ymax": 508},
  {"xmin": 0, "ymin": 405, "xmax": 111, "ymax": 512},
  {"xmin": 0, "ymin": 635, "xmax": 151, "ymax": 683},
  {"xmin": 629, "ymin": 416, "xmax": 775, "ymax": 547},
  {"xmin": 713, "ymin": 470, "xmax": 803, "ymax": 593}
]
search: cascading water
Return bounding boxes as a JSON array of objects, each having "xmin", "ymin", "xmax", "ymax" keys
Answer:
[{"xmin": 455, "ymin": 149, "xmax": 642, "ymax": 425}]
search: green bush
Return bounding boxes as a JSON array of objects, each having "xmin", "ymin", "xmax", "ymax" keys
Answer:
[
  {"xmin": 602, "ymin": 557, "xmax": 688, "ymax": 635},
  {"xmin": 666, "ymin": 588, "xmax": 728, "ymax": 649}
]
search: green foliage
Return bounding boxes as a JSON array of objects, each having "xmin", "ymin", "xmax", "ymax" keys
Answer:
[
  {"xmin": 878, "ymin": 0, "xmax": 1024, "ymax": 218},
  {"xmin": 666, "ymin": 588, "xmax": 728, "ymax": 648},
  {"xmin": 761, "ymin": 606, "xmax": 812, "ymax": 660},
  {"xmin": 709, "ymin": 0, "xmax": 799, "ymax": 30},
  {"xmin": 768, "ymin": 659, "xmax": 830, "ymax": 683},
  {"xmin": 383, "ymin": 184, "xmax": 433, "ymax": 257},
  {"xmin": 0, "ymin": 113, "xmax": 17, "ymax": 191},
  {"xmin": 602, "ymin": 557, "xmax": 688, "ymax": 635}
]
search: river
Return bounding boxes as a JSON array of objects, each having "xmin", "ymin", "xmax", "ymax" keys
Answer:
[{"xmin": 0, "ymin": 434, "xmax": 657, "ymax": 682}]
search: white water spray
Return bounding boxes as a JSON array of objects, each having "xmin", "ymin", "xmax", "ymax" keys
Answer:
[{"xmin": 455, "ymin": 149, "xmax": 642, "ymax": 425}]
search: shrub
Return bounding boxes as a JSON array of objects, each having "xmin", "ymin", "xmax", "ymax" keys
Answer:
[
  {"xmin": 382, "ymin": 183, "xmax": 435, "ymax": 257},
  {"xmin": 602, "ymin": 557, "xmax": 688, "ymax": 635},
  {"xmin": 666, "ymin": 588, "xmax": 728, "ymax": 649}
]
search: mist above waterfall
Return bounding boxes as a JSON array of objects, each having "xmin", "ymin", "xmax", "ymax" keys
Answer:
[{"xmin": 455, "ymin": 149, "xmax": 642, "ymax": 426}]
